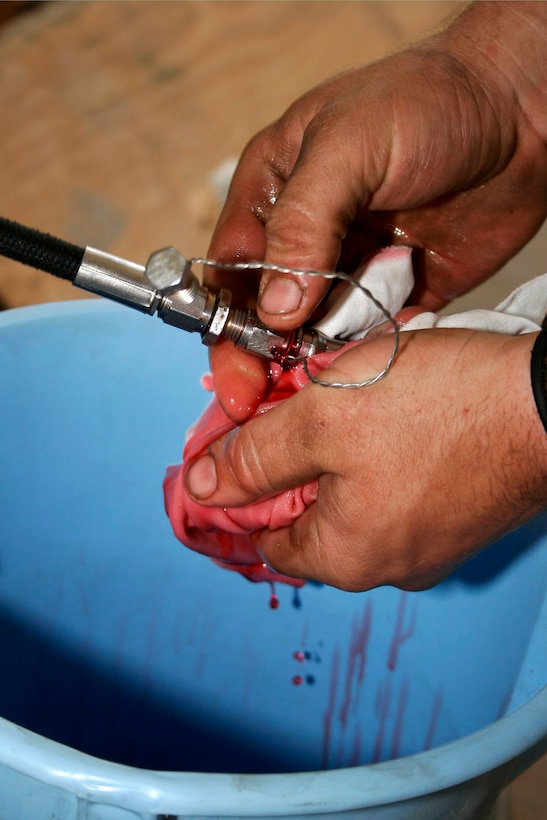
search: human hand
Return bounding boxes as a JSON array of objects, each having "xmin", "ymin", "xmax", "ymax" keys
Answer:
[
  {"xmin": 185, "ymin": 329, "xmax": 547, "ymax": 592},
  {"xmin": 206, "ymin": 1, "xmax": 547, "ymax": 421}
]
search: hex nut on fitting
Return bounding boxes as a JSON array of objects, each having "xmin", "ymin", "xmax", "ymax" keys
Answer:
[
  {"xmin": 145, "ymin": 247, "xmax": 192, "ymax": 294},
  {"xmin": 201, "ymin": 289, "xmax": 232, "ymax": 345}
]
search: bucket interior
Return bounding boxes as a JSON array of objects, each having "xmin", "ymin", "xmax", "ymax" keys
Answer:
[{"xmin": 0, "ymin": 301, "xmax": 546, "ymax": 775}]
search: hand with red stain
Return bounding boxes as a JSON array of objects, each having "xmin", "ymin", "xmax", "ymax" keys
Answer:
[
  {"xmin": 185, "ymin": 329, "xmax": 547, "ymax": 592},
  {"xmin": 205, "ymin": 1, "xmax": 547, "ymax": 423}
]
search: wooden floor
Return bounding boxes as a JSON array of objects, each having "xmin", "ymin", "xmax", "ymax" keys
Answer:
[{"xmin": 0, "ymin": 3, "xmax": 545, "ymax": 816}]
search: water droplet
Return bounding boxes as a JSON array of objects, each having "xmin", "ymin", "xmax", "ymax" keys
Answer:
[{"xmin": 292, "ymin": 588, "xmax": 302, "ymax": 609}]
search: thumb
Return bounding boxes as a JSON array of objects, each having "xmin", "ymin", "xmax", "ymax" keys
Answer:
[
  {"xmin": 257, "ymin": 108, "xmax": 381, "ymax": 329},
  {"xmin": 184, "ymin": 332, "xmax": 399, "ymax": 507},
  {"xmin": 184, "ymin": 386, "xmax": 325, "ymax": 508}
]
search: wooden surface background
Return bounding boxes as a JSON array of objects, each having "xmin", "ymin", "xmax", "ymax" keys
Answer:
[
  {"xmin": 0, "ymin": 3, "xmax": 545, "ymax": 816},
  {"xmin": 1, "ymin": 0, "xmax": 544, "ymax": 313},
  {"xmin": 0, "ymin": 0, "xmax": 465, "ymax": 307}
]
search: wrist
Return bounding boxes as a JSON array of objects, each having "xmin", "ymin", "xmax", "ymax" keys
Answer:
[
  {"xmin": 494, "ymin": 333, "xmax": 547, "ymax": 520},
  {"xmin": 437, "ymin": 1, "xmax": 547, "ymax": 235}
]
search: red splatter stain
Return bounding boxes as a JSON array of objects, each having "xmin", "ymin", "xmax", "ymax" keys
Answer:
[
  {"xmin": 373, "ymin": 678, "xmax": 392, "ymax": 763},
  {"xmin": 339, "ymin": 600, "xmax": 373, "ymax": 728},
  {"xmin": 390, "ymin": 678, "xmax": 410, "ymax": 760},
  {"xmin": 322, "ymin": 646, "xmax": 341, "ymax": 770},
  {"xmin": 387, "ymin": 592, "xmax": 417, "ymax": 671},
  {"xmin": 349, "ymin": 722, "xmax": 363, "ymax": 767},
  {"xmin": 269, "ymin": 592, "xmax": 280, "ymax": 610},
  {"xmin": 424, "ymin": 689, "xmax": 443, "ymax": 751}
]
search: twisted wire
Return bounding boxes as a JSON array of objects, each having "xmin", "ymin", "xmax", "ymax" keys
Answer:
[{"xmin": 191, "ymin": 257, "xmax": 399, "ymax": 389}]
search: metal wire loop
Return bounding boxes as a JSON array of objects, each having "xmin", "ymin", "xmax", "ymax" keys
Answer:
[{"xmin": 191, "ymin": 257, "xmax": 399, "ymax": 389}]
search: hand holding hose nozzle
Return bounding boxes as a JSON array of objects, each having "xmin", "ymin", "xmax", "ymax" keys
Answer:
[
  {"xmin": 0, "ymin": 217, "xmax": 342, "ymax": 367},
  {"xmin": 0, "ymin": 216, "xmax": 400, "ymax": 386},
  {"xmin": 141, "ymin": 247, "xmax": 343, "ymax": 363}
]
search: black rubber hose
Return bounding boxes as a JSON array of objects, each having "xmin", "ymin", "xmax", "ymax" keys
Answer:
[{"xmin": 0, "ymin": 217, "xmax": 85, "ymax": 282}]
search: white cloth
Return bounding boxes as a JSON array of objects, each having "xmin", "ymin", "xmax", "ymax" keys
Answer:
[
  {"xmin": 314, "ymin": 246, "xmax": 415, "ymax": 339},
  {"xmin": 313, "ymin": 246, "xmax": 546, "ymax": 339}
]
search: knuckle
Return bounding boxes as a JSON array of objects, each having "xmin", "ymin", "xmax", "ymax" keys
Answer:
[
  {"xmin": 222, "ymin": 426, "xmax": 276, "ymax": 497},
  {"xmin": 245, "ymin": 123, "xmax": 295, "ymax": 183},
  {"xmin": 266, "ymin": 199, "xmax": 319, "ymax": 254},
  {"xmin": 298, "ymin": 389, "xmax": 341, "ymax": 458}
]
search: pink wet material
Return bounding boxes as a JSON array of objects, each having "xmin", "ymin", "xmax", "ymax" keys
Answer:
[
  {"xmin": 164, "ymin": 246, "xmax": 418, "ymax": 587},
  {"xmin": 163, "ymin": 347, "xmax": 349, "ymax": 587},
  {"xmin": 163, "ymin": 243, "xmax": 542, "ymax": 590}
]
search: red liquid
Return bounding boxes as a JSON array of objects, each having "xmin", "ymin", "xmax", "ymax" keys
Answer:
[
  {"xmin": 322, "ymin": 646, "xmax": 341, "ymax": 769},
  {"xmin": 387, "ymin": 592, "xmax": 417, "ymax": 671},
  {"xmin": 424, "ymin": 689, "xmax": 443, "ymax": 751},
  {"xmin": 340, "ymin": 600, "xmax": 373, "ymax": 728}
]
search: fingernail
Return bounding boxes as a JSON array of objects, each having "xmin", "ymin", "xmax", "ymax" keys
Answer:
[
  {"xmin": 186, "ymin": 454, "xmax": 217, "ymax": 499},
  {"xmin": 259, "ymin": 276, "xmax": 303, "ymax": 315}
]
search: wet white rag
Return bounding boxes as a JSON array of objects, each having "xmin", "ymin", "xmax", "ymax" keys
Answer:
[{"xmin": 312, "ymin": 246, "xmax": 547, "ymax": 339}]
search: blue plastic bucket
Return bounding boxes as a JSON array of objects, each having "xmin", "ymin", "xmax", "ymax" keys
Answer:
[{"xmin": 0, "ymin": 300, "xmax": 546, "ymax": 819}]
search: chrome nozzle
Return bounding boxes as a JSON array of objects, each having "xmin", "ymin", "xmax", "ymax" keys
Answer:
[{"xmin": 73, "ymin": 245, "xmax": 342, "ymax": 365}]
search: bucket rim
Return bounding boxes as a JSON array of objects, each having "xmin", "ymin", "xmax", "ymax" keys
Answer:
[{"xmin": 0, "ymin": 685, "xmax": 545, "ymax": 815}]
